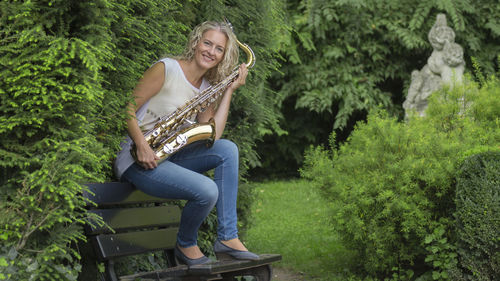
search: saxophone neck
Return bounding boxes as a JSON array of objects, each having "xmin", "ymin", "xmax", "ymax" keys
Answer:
[
  {"xmin": 237, "ymin": 40, "xmax": 256, "ymax": 69},
  {"xmin": 224, "ymin": 17, "xmax": 255, "ymax": 69}
]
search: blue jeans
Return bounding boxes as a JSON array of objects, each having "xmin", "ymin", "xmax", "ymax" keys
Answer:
[{"xmin": 121, "ymin": 139, "xmax": 240, "ymax": 247}]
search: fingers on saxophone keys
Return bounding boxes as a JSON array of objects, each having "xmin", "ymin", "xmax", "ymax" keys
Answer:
[
  {"xmin": 240, "ymin": 65, "xmax": 248, "ymax": 81},
  {"xmin": 239, "ymin": 72, "xmax": 247, "ymax": 85},
  {"xmin": 148, "ymin": 161, "xmax": 157, "ymax": 170},
  {"xmin": 139, "ymin": 160, "xmax": 156, "ymax": 170}
]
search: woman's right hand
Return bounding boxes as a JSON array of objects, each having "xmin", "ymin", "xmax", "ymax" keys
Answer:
[{"xmin": 135, "ymin": 141, "xmax": 160, "ymax": 170}]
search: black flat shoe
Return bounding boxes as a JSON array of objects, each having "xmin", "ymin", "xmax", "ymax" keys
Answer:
[
  {"xmin": 213, "ymin": 240, "xmax": 259, "ymax": 261},
  {"xmin": 174, "ymin": 245, "xmax": 211, "ymax": 266}
]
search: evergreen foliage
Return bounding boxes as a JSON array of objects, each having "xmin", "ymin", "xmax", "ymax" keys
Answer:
[
  {"xmin": 300, "ymin": 73, "xmax": 500, "ymax": 279},
  {"xmin": 255, "ymin": 0, "xmax": 500, "ymax": 177},
  {"xmin": 0, "ymin": 0, "xmax": 285, "ymax": 279},
  {"xmin": 192, "ymin": 0, "xmax": 288, "ymax": 172},
  {"xmin": 0, "ymin": 0, "xmax": 114, "ymax": 278},
  {"xmin": 454, "ymin": 151, "xmax": 500, "ymax": 280}
]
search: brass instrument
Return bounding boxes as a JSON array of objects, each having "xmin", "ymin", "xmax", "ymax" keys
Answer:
[{"xmin": 131, "ymin": 22, "xmax": 255, "ymax": 163}]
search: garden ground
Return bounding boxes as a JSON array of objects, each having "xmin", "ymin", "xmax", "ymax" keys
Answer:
[
  {"xmin": 272, "ymin": 267, "xmax": 307, "ymax": 281},
  {"xmin": 244, "ymin": 179, "xmax": 351, "ymax": 281}
]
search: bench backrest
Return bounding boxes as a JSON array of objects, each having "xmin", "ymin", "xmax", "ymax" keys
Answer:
[{"xmin": 83, "ymin": 182, "xmax": 180, "ymax": 261}]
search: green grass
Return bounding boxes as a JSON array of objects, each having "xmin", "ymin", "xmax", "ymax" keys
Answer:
[{"xmin": 243, "ymin": 179, "xmax": 353, "ymax": 280}]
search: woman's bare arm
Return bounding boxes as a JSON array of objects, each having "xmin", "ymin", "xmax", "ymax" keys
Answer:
[
  {"xmin": 197, "ymin": 64, "xmax": 248, "ymax": 139},
  {"xmin": 127, "ymin": 62, "xmax": 165, "ymax": 169}
]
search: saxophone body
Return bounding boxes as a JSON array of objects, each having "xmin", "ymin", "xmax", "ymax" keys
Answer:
[{"xmin": 131, "ymin": 33, "xmax": 255, "ymax": 163}]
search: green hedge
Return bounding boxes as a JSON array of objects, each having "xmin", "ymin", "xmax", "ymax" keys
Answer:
[
  {"xmin": 0, "ymin": 0, "xmax": 118, "ymax": 278},
  {"xmin": 0, "ymin": 1, "xmax": 285, "ymax": 279},
  {"xmin": 454, "ymin": 151, "xmax": 500, "ymax": 280},
  {"xmin": 300, "ymin": 72, "xmax": 500, "ymax": 279}
]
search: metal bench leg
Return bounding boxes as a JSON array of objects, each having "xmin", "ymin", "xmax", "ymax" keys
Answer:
[
  {"xmin": 104, "ymin": 260, "xmax": 118, "ymax": 281},
  {"xmin": 220, "ymin": 264, "xmax": 273, "ymax": 281}
]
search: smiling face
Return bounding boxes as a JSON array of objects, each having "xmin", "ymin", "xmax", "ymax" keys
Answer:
[{"xmin": 194, "ymin": 29, "xmax": 227, "ymax": 71}]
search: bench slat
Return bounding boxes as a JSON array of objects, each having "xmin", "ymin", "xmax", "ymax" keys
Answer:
[
  {"xmin": 87, "ymin": 205, "xmax": 181, "ymax": 234},
  {"xmin": 83, "ymin": 182, "xmax": 281, "ymax": 281},
  {"xmin": 123, "ymin": 254, "xmax": 282, "ymax": 279},
  {"xmin": 85, "ymin": 182, "xmax": 171, "ymax": 206},
  {"xmin": 189, "ymin": 254, "xmax": 282, "ymax": 275},
  {"xmin": 95, "ymin": 227, "xmax": 178, "ymax": 260}
]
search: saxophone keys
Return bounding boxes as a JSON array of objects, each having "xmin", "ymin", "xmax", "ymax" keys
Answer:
[
  {"xmin": 163, "ymin": 143, "xmax": 175, "ymax": 154},
  {"xmin": 176, "ymin": 134, "xmax": 187, "ymax": 146}
]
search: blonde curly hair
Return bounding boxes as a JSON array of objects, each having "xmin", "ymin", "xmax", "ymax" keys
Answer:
[{"xmin": 177, "ymin": 21, "xmax": 239, "ymax": 84}]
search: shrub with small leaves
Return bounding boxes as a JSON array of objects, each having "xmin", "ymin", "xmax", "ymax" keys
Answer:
[
  {"xmin": 454, "ymin": 151, "xmax": 500, "ymax": 280},
  {"xmin": 301, "ymin": 73, "xmax": 500, "ymax": 279}
]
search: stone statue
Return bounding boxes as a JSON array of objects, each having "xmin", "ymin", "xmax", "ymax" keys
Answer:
[{"xmin": 403, "ymin": 14, "xmax": 465, "ymax": 117}]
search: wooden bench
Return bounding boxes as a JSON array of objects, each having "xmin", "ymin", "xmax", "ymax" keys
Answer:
[{"xmin": 83, "ymin": 182, "xmax": 281, "ymax": 281}]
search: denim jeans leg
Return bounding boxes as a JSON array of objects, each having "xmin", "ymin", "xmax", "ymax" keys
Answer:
[
  {"xmin": 122, "ymin": 139, "xmax": 240, "ymax": 247},
  {"xmin": 121, "ymin": 161, "xmax": 219, "ymax": 247},
  {"xmin": 212, "ymin": 140, "xmax": 239, "ymax": 241},
  {"xmin": 169, "ymin": 139, "xmax": 240, "ymax": 241}
]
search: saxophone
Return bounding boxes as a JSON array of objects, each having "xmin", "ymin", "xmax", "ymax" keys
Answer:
[{"xmin": 131, "ymin": 26, "xmax": 255, "ymax": 163}]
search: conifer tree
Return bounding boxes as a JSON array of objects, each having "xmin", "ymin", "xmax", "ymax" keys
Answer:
[{"xmin": 0, "ymin": 0, "xmax": 285, "ymax": 278}]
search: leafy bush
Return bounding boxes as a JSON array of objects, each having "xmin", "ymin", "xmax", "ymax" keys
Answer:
[
  {"xmin": 300, "ymin": 73, "xmax": 500, "ymax": 279},
  {"xmin": 454, "ymin": 151, "xmax": 500, "ymax": 280}
]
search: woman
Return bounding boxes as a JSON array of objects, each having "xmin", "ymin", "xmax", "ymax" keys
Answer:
[{"xmin": 113, "ymin": 21, "xmax": 258, "ymax": 266}]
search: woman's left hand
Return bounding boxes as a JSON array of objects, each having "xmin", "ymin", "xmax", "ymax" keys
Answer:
[{"xmin": 228, "ymin": 63, "xmax": 248, "ymax": 92}]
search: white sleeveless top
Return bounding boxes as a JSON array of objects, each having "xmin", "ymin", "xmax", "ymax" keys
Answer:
[{"xmin": 113, "ymin": 58, "xmax": 210, "ymax": 179}]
